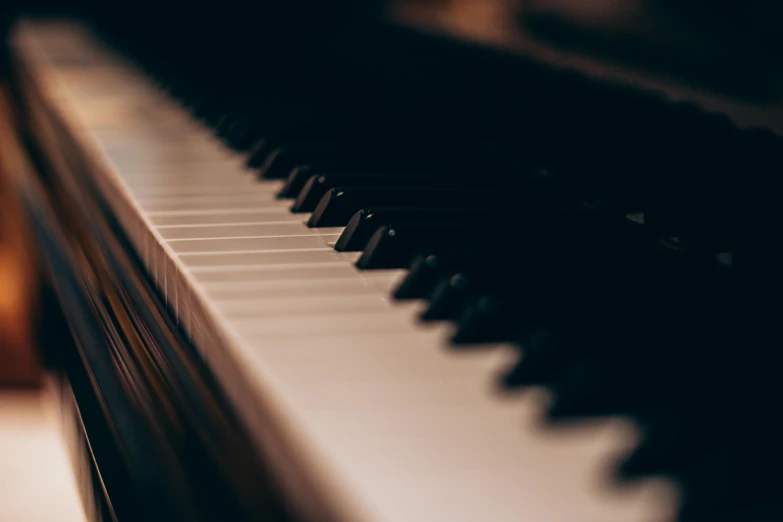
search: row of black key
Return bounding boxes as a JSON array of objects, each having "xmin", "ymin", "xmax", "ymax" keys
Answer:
[
  {"xmin": 249, "ymin": 120, "xmax": 783, "ymax": 522},
  {"xmin": 119, "ymin": 29, "xmax": 783, "ymax": 522}
]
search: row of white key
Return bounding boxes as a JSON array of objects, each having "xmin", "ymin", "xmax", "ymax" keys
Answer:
[{"xmin": 17, "ymin": 21, "xmax": 677, "ymax": 522}]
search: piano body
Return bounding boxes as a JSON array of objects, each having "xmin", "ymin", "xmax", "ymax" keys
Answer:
[{"xmin": 2, "ymin": 1, "xmax": 782, "ymax": 521}]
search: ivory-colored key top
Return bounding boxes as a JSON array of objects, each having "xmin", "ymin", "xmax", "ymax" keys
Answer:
[
  {"xmin": 159, "ymin": 223, "xmax": 328, "ymax": 240},
  {"xmin": 148, "ymin": 210, "xmax": 296, "ymax": 227},
  {"xmin": 181, "ymin": 249, "xmax": 339, "ymax": 268},
  {"xmin": 113, "ymin": 165, "xmax": 259, "ymax": 179},
  {"xmin": 136, "ymin": 195, "xmax": 291, "ymax": 212},
  {"xmin": 201, "ymin": 276, "xmax": 395, "ymax": 300},
  {"xmin": 212, "ymin": 294, "xmax": 395, "ymax": 317},
  {"xmin": 189, "ymin": 263, "xmax": 357, "ymax": 284},
  {"xmin": 230, "ymin": 309, "xmax": 418, "ymax": 339},
  {"xmin": 131, "ymin": 186, "xmax": 282, "ymax": 198},
  {"xmin": 239, "ymin": 332, "xmax": 670, "ymax": 522},
  {"xmin": 168, "ymin": 235, "xmax": 339, "ymax": 254}
]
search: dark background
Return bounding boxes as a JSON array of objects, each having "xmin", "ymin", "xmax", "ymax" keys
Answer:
[{"xmin": 2, "ymin": 0, "xmax": 782, "ymax": 103}]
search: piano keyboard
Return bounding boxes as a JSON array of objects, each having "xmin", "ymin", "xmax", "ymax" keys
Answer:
[{"xmin": 12, "ymin": 19, "xmax": 782, "ymax": 522}]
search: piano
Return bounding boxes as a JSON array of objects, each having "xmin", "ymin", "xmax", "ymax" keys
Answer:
[{"xmin": 2, "ymin": 1, "xmax": 782, "ymax": 521}]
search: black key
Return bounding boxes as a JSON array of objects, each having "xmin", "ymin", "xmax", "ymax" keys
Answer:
[
  {"xmin": 220, "ymin": 117, "xmax": 256, "ymax": 151},
  {"xmin": 546, "ymin": 358, "xmax": 617, "ymax": 419},
  {"xmin": 421, "ymin": 232, "xmax": 630, "ymax": 322},
  {"xmin": 543, "ymin": 325, "xmax": 676, "ymax": 420},
  {"xmin": 259, "ymin": 143, "xmax": 353, "ymax": 180},
  {"xmin": 418, "ymin": 253, "xmax": 568, "ymax": 322},
  {"xmin": 393, "ymin": 250, "xmax": 506, "ymax": 300},
  {"xmin": 246, "ymin": 139, "xmax": 272, "ymax": 168},
  {"xmin": 357, "ymin": 223, "xmax": 553, "ymax": 270},
  {"xmin": 499, "ymin": 327, "xmax": 570, "ymax": 388},
  {"xmin": 277, "ymin": 165, "xmax": 320, "ymax": 199},
  {"xmin": 214, "ymin": 114, "xmax": 233, "ymax": 136},
  {"xmin": 357, "ymin": 221, "xmax": 607, "ymax": 270},
  {"xmin": 260, "ymin": 149, "xmax": 398, "ymax": 180},
  {"xmin": 193, "ymin": 97, "xmax": 219, "ymax": 122},
  {"xmin": 550, "ymin": 275, "xmax": 740, "ymax": 422},
  {"xmin": 245, "ymin": 102, "xmax": 350, "ymax": 139},
  {"xmin": 277, "ymin": 164, "xmax": 431, "ymax": 199},
  {"xmin": 258, "ymin": 138, "xmax": 404, "ymax": 180},
  {"xmin": 291, "ymin": 173, "xmax": 443, "ymax": 211},
  {"xmin": 400, "ymin": 248, "xmax": 571, "ymax": 308},
  {"xmin": 499, "ymin": 253, "xmax": 714, "ymax": 392},
  {"xmin": 421, "ymin": 272, "xmax": 474, "ymax": 321},
  {"xmin": 308, "ymin": 187, "xmax": 581, "ymax": 227},
  {"xmin": 248, "ymin": 123, "xmax": 355, "ymax": 171},
  {"xmin": 421, "ymin": 259, "xmax": 584, "ymax": 322},
  {"xmin": 257, "ymin": 146, "xmax": 289, "ymax": 179},
  {"xmin": 336, "ymin": 207, "xmax": 609, "ymax": 252},
  {"xmin": 618, "ymin": 411, "xmax": 704, "ymax": 479},
  {"xmin": 452, "ymin": 293, "xmax": 546, "ymax": 344},
  {"xmin": 181, "ymin": 92, "xmax": 206, "ymax": 113}
]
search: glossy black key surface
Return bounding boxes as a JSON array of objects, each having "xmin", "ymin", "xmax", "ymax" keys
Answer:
[
  {"xmin": 417, "ymin": 253, "xmax": 588, "ymax": 323},
  {"xmin": 356, "ymin": 220, "xmax": 613, "ymax": 270},
  {"xmin": 498, "ymin": 249, "xmax": 728, "ymax": 396},
  {"xmin": 394, "ymin": 251, "xmax": 490, "ymax": 300},
  {"xmin": 421, "ymin": 264, "xmax": 555, "ymax": 323},
  {"xmin": 500, "ymin": 328, "xmax": 565, "ymax": 388},
  {"xmin": 551, "ymin": 276, "xmax": 739, "ymax": 421},
  {"xmin": 257, "ymin": 124, "xmax": 428, "ymax": 180},
  {"xmin": 617, "ymin": 411, "xmax": 707, "ymax": 479},
  {"xmin": 452, "ymin": 293, "xmax": 548, "ymax": 344},
  {"xmin": 421, "ymin": 272, "xmax": 476, "ymax": 322},
  {"xmin": 290, "ymin": 173, "xmax": 447, "ymax": 212},
  {"xmin": 419, "ymin": 228, "xmax": 644, "ymax": 322},
  {"xmin": 335, "ymin": 207, "xmax": 611, "ymax": 252},
  {"xmin": 258, "ymin": 141, "xmax": 362, "ymax": 179},
  {"xmin": 408, "ymin": 224, "xmax": 647, "ymax": 314},
  {"xmin": 222, "ymin": 117, "xmax": 257, "ymax": 151},
  {"xmin": 308, "ymin": 186, "xmax": 581, "ymax": 228},
  {"xmin": 245, "ymin": 139, "xmax": 272, "ymax": 168},
  {"xmin": 245, "ymin": 116, "xmax": 358, "ymax": 170},
  {"xmin": 277, "ymin": 164, "xmax": 431, "ymax": 199},
  {"xmin": 392, "ymin": 250, "xmax": 534, "ymax": 300},
  {"xmin": 357, "ymin": 224, "xmax": 550, "ymax": 270}
]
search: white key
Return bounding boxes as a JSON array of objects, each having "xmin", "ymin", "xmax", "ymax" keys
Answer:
[
  {"xmin": 159, "ymin": 223, "xmax": 328, "ymax": 240},
  {"xmin": 190, "ymin": 264, "xmax": 359, "ymax": 284},
  {"xmin": 129, "ymin": 184, "xmax": 280, "ymax": 198},
  {"xmin": 147, "ymin": 208, "xmax": 294, "ymax": 224},
  {"xmin": 136, "ymin": 195, "xmax": 290, "ymax": 212},
  {"xmin": 181, "ymin": 249, "xmax": 338, "ymax": 268},
  {"xmin": 149, "ymin": 211, "xmax": 297, "ymax": 227},
  {"xmin": 201, "ymin": 274, "xmax": 402, "ymax": 300},
  {"xmin": 212, "ymin": 294, "xmax": 396, "ymax": 317}
]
